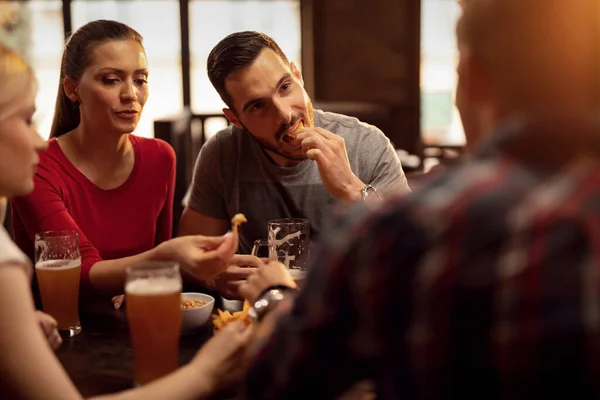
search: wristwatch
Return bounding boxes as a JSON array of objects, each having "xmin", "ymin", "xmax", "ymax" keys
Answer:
[
  {"xmin": 250, "ymin": 285, "xmax": 295, "ymax": 322},
  {"xmin": 361, "ymin": 184, "xmax": 381, "ymax": 202}
]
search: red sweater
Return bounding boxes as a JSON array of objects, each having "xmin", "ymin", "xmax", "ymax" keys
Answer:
[{"xmin": 11, "ymin": 135, "xmax": 176, "ymax": 295}]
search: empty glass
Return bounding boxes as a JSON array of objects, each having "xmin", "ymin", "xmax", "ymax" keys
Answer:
[{"xmin": 252, "ymin": 218, "xmax": 310, "ymax": 286}]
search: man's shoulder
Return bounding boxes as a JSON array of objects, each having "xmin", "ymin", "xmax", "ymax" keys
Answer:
[
  {"xmin": 195, "ymin": 125, "xmax": 244, "ymax": 170},
  {"xmin": 314, "ymin": 109, "xmax": 383, "ymax": 138},
  {"xmin": 202, "ymin": 125, "xmax": 239, "ymax": 152}
]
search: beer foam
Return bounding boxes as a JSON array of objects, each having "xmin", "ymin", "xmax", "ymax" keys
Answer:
[
  {"xmin": 125, "ymin": 277, "xmax": 182, "ymax": 295},
  {"xmin": 289, "ymin": 269, "xmax": 306, "ymax": 280},
  {"xmin": 35, "ymin": 259, "xmax": 81, "ymax": 270}
]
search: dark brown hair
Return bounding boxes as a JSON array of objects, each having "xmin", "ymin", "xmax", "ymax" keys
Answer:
[
  {"xmin": 207, "ymin": 31, "xmax": 289, "ymax": 110},
  {"xmin": 50, "ymin": 20, "xmax": 144, "ymax": 138}
]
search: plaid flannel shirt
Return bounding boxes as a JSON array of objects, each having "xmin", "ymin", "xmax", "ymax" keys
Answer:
[{"xmin": 245, "ymin": 116, "xmax": 600, "ymax": 399}]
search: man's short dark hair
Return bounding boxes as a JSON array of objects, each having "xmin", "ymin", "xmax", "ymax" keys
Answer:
[{"xmin": 207, "ymin": 31, "xmax": 290, "ymax": 110}]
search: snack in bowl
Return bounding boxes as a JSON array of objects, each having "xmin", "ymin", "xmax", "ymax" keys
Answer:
[
  {"xmin": 211, "ymin": 300, "xmax": 252, "ymax": 332},
  {"xmin": 180, "ymin": 293, "xmax": 215, "ymax": 334},
  {"xmin": 180, "ymin": 298, "xmax": 208, "ymax": 310}
]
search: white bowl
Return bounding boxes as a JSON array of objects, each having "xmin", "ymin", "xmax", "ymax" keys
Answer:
[{"xmin": 181, "ymin": 292, "xmax": 215, "ymax": 334}]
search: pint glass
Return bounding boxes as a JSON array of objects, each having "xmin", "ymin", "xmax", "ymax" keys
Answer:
[
  {"xmin": 252, "ymin": 218, "xmax": 310, "ymax": 287},
  {"xmin": 34, "ymin": 230, "xmax": 81, "ymax": 337},
  {"xmin": 125, "ymin": 261, "xmax": 182, "ymax": 385}
]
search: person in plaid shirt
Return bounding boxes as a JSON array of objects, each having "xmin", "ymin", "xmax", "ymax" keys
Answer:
[{"xmin": 239, "ymin": 0, "xmax": 600, "ymax": 398}]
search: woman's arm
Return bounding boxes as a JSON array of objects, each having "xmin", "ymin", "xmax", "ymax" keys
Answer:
[
  {"xmin": 92, "ymin": 320, "xmax": 251, "ymax": 400},
  {"xmin": 154, "ymin": 143, "xmax": 176, "ymax": 246},
  {"xmin": 0, "ymin": 262, "xmax": 250, "ymax": 400},
  {"xmin": 91, "ymin": 365, "xmax": 212, "ymax": 400},
  {"xmin": 12, "ymin": 172, "xmax": 239, "ymax": 297},
  {"xmin": 0, "ymin": 265, "xmax": 83, "ymax": 399},
  {"xmin": 11, "ymin": 175, "xmax": 106, "ymax": 293},
  {"xmin": 12, "ymin": 187, "xmax": 145, "ymax": 297}
]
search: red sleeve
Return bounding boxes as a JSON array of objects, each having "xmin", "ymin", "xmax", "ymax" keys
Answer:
[
  {"xmin": 10, "ymin": 165, "xmax": 102, "ymax": 296},
  {"xmin": 154, "ymin": 141, "xmax": 176, "ymax": 246}
]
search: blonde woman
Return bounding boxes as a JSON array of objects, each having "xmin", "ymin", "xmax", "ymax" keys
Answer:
[{"xmin": 0, "ymin": 43, "xmax": 249, "ymax": 399}]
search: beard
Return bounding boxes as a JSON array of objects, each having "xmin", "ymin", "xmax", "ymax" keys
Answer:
[{"xmin": 242, "ymin": 99, "xmax": 315, "ymax": 163}]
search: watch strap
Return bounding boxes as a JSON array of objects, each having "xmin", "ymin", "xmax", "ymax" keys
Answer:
[{"xmin": 251, "ymin": 285, "xmax": 297, "ymax": 322}]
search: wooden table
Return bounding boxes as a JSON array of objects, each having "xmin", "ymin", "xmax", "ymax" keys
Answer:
[
  {"xmin": 56, "ymin": 300, "xmax": 214, "ymax": 397},
  {"xmin": 58, "ymin": 301, "xmax": 374, "ymax": 399}
]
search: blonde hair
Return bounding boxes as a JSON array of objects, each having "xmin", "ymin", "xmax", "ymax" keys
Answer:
[
  {"xmin": 456, "ymin": 0, "xmax": 598, "ymax": 110},
  {"xmin": 0, "ymin": 43, "xmax": 36, "ymax": 120}
]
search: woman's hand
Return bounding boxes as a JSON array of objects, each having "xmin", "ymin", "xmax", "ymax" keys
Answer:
[
  {"xmin": 35, "ymin": 311, "xmax": 62, "ymax": 350},
  {"xmin": 155, "ymin": 232, "xmax": 239, "ymax": 281},
  {"xmin": 112, "ymin": 294, "xmax": 124, "ymax": 310}
]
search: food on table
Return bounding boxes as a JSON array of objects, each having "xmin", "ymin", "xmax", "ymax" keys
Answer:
[
  {"xmin": 180, "ymin": 298, "xmax": 208, "ymax": 310},
  {"xmin": 211, "ymin": 300, "xmax": 252, "ymax": 331},
  {"xmin": 206, "ymin": 213, "xmax": 248, "ymax": 287}
]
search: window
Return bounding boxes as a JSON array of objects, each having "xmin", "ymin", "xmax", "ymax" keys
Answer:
[
  {"xmin": 17, "ymin": 1, "xmax": 64, "ymax": 140},
  {"xmin": 189, "ymin": 0, "xmax": 301, "ymax": 138},
  {"xmin": 72, "ymin": 0, "xmax": 183, "ymax": 138},
  {"xmin": 420, "ymin": 0, "xmax": 464, "ymax": 146},
  {"xmin": 5, "ymin": 1, "xmax": 302, "ymax": 140}
]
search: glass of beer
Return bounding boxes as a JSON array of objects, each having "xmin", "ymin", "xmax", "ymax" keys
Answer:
[
  {"xmin": 125, "ymin": 261, "xmax": 182, "ymax": 386},
  {"xmin": 34, "ymin": 230, "xmax": 82, "ymax": 337},
  {"xmin": 252, "ymin": 218, "xmax": 310, "ymax": 287}
]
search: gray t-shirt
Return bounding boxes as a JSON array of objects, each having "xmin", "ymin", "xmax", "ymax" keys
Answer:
[{"xmin": 187, "ymin": 109, "xmax": 409, "ymax": 254}]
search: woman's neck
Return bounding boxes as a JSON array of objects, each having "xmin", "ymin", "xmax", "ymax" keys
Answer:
[
  {"xmin": 64, "ymin": 123, "xmax": 132, "ymax": 166},
  {"xmin": 57, "ymin": 122, "xmax": 137, "ymax": 190}
]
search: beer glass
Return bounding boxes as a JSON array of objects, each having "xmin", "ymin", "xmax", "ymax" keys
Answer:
[
  {"xmin": 252, "ymin": 218, "xmax": 310, "ymax": 286},
  {"xmin": 125, "ymin": 261, "xmax": 182, "ymax": 386},
  {"xmin": 34, "ymin": 230, "xmax": 81, "ymax": 337}
]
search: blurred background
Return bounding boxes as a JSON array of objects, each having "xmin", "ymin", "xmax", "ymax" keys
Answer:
[{"xmin": 0, "ymin": 0, "xmax": 465, "ymax": 175}]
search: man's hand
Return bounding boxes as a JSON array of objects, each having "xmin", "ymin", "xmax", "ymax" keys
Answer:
[
  {"xmin": 295, "ymin": 127, "xmax": 364, "ymax": 201},
  {"xmin": 209, "ymin": 255, "xmax": 261, "ymax": 300},
  {"xmin": 239, "ymin": 261, "xmax": 297, "ymax": 304},
  {"xmin": 35, "ymin": 311, "xmax": 62, "ymax": 350},
  {"xmin": 155, "ymin": 232, "xmax": 239, "ymax": 281}
]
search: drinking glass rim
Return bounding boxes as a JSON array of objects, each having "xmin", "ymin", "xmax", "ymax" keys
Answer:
[
  {"xmin": 268, "ymin": 218, "xmax": 309, "ymax": 225},
  {"xmin": 125, "ymin": 261, "xmax": 180, "ymax": 276},
  {"xmin": 35, "ymin": 230, "xmax": 79, "ymax": 239}
]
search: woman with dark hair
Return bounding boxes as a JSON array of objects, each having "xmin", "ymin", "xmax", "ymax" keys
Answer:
[
  {"xmin": 11, "ymin": 20, "xmax": 233, "ymax": 305},
  {"xmin": 0, "ymin": 41, "xmax": 250, "ymax": 400}
]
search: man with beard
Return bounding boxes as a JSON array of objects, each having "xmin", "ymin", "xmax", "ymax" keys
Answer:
[{"xmin": 179, "ymin": 31, "xmax": 409, "ymax": 299}]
